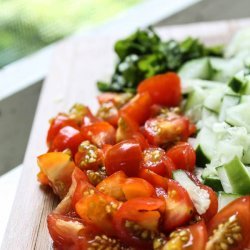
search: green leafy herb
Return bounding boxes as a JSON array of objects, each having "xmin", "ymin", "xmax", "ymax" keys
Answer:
[{"xmin": 97, "ymin": 27, "xmax": 223, "ymax": 92}]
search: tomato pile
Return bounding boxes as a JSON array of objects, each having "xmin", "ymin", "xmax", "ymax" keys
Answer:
[{"xmin": 37, "ymin": 72, "xmax": 250, "ymax": 250}]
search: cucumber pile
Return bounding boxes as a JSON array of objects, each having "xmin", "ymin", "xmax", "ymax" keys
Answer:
[{"xmin": 181, "ymin": 28, "xmax": 250, "ymax": 208}]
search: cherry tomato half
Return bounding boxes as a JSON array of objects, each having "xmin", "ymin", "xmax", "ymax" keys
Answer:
[
  {"xmin": 137, "ymin": 72, "xmax": 181, "ymax": 107},
  {"xmin": 166, "ymin": 142, "xmax": 196, "ymax": 172},
  {"xmin": 104, "ymin": 139, "xmax": 143, "ymax": 177}
]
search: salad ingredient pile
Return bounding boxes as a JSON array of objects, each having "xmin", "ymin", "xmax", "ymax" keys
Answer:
[{"xmin": 37, "ymin": 28, "xmax": 250, "ymax": 250}]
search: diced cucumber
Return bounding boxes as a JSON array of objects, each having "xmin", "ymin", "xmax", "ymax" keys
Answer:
[
  {"xmin": 203, "ymin": 176, "xmax": 223, "ymax": 192},
  {"xmin": 242, "ymin": 147, "xmax": 250, "ymax": 164},
  {"xmin": 195, "ymin": 127, "xmax": 217, "ymax": 168},
  {"xmin": 225, "ymin": 103, "xmax": 250, "ymax": 132},
  {"xmin": 173, "ymin": 170, "xmax": 210, "ymax": 215},
  {"xmin": 218, "ymin": 192, "xmax": 241, "ymax": 211},
  {"xmin": 219, "ymin": 94, "xmax": 241, "ymax": 121},
  {"xmin": 228, "ymin": 70, "xmax": 250, "ymax": 93},
  {"xmin": 203, "ymin": 89, "xmax": 224, "ymax": 113},
  {"xmin": 179, "ymin": 58, "xmax": 213, "ymax": 80},
  {"xmin": 210, "ymin": 57, "xmax": 243, "ymax": 83},
  {"xmin": 184, "ymin": 87, "xmax": 206, "ymax": 111},
  {"xmin": 241, "ymin": 95, "xmax": 250, "ymax": 103},
  {"xmin": 216, "ymin": 156, "xmax": 250, "ymax": 195}
]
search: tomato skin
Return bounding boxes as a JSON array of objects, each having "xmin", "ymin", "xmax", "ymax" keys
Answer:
[
  {"xmin": 143, "ymin": 115, "xmax": 190, "ymax": 146},
  {"xmin": 75, "ymin": 192, "xmax": 120, "ymax": 236},
  {"xmin": 47, "ymin": 114, "xmax": 79, "ymax": 147},
  {"xmin": 137, "ymin": 72, "xmax": 181, "ymax": 107},
  {"xmin": 81, "ymin": 121, "xmax": 116, "ymax": 148},
  {"xmin": 104, "ymin": 140, "xmax": 143, "ymax": 177},
  {"xmin": 49, "ymin": 126, "xmax": 86, "ymax": 156},
  {"xmin": 142, "ymin": 147, "xmax": 176, "ymax": 177},
  {"xmin": 37, "ymin": 152, "xmax": 76, "ymax": 199},
  {"xmin": 139, "ymin": 169, "xmax": 169, "ymax": 190},
  {"xmin": 113, "ymin": 197, "xmax": 165, "ymax": 249},
  {"xmin": 122, "ymin": 178, "xmax": 155, "ymax": 200},
  {"xmin": 166, "ymin": 142, "xmax": 196, "ymax": 172},
  {"xmin": 161, "ymin": 179, "xmax": 194, "ymax": 232},
  {"xmin": 120, "ymin": 92, "xmax": 152, "ymax": 125}
]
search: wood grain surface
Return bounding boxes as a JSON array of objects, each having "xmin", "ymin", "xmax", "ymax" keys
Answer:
[{"xmin": 2, "ymin": 19, "xmax": 250, "ymax": 249}]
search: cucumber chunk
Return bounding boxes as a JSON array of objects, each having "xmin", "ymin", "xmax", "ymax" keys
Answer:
[
  {"xmin": 225, "ymin": 103, "xmax": 250, "ymax": 132},
  {"xmin": 216, "ymin": 156, "xmax": 250, "ymax": 195},
  {"xmin": 179, "ymin": 58, "xmax": 213, "ymax": 80},
  {"xmin": 173, "ymin": 170, "xmax": 210, "ymax": 215},
  {"xmin": 195, "ymin": 127, "xmax": 217, "ymax": 167},
  {"xmin": 218, "ymin": 192, "xmax": 241, "ymax": 211},
  {"xmin": 219, "ymin": 94, "xmax": 241, "ymax": 121},
  {"xmin": 203, "ymin": 176, "xmax": 223, "ymax": 192}
]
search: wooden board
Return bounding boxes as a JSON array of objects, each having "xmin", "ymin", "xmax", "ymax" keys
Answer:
[{"xmin": 2, "ymin": 18, "xmax": 250, "ymax": 249}]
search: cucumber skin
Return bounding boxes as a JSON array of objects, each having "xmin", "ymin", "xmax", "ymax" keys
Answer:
[
  {"xmin": 203, "ymin": 177, "xmax": 223, "ymax": 192},
  {"xmin": 196, "ymin": 145, "xmax": 210, "ymax": 168},
  {"xmin": 228, "ymin": 76, "xmax": 244, "ymax": 93}
]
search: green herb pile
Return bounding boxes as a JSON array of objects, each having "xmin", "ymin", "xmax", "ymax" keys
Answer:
[{"xmin": 97, "ymin": 27, "xmax": 223, "ymax": 92}]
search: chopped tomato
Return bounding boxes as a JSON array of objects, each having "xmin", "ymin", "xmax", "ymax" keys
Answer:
[
  {"xmin": 139, "ymin": 169, "xmax": 169, "ymax": 190},
  {"xmin": 161, "ymin": 220, "xmax": 207, "ymax": 250},
  {"xmin": 81, "ymin": 121, "xmax": 116, "ymax": 148},
  {"xmin": 74, "ymin": 140, "xmax": 103, "ymax": 171},
  {"xmin": 37, "ymin": 152, "xmax": 76, "ymax": 199},
  {"xmin": 104, "ymin": 139, "xmax": 143, "ymax": 176},
  {"xmin": 96, "ymin": 102, "xmax": 119, "ymax": 127},
  {"xmin": 49, "ymin": 126, "xmax": 86, "ymax": 156},
  {"xmin": 206, "ymin": 196, "xmax": 250, "ymax": 250},
  {"xmin": 120, "ymin": 92, "xmax": 152, "ymax": 125},
  {"xmin": 96, "ymin": 171, "xmax": 127, "ymax": 201},
  {"xmin": 142, "ymin": 147, "xmax": 176, "ymax": 177},
  {"xmin": 47, "ymin": 114, "xmax": 79, "ymax": 147},
  {"xmin": 116, "ymin": 114, "xmax": 140, "ymax": 142},
  {"xmin": 161, "ymin": 179, "xmax": 194, "ymax": 232},
  {"xmin": 166, "ymin": 142, "xmax": 196, "ymax": 172},
  {"xmin": 137, "ymin": 72, "xmax": 181, "ymax": 107},
  {"xmin": 75, "ymin": 192, "xmax": 120, "ymax": 236},
  {"xmin": 97, "ymin": 92, "xmax": 133, "ymax": 108},
  {"xmin": 143, "ymin": 114, "xmax": 190, "ymax": 146},
  {"xmin": 114, "ymin": 197, "xmax": 165, "ymax": 249},
  {"xmin": 122, "ymin": 178, "xmax": 155, "ymax": 200},
  {"xmin": 131, "ymin": 132, "xmax": 149, "ymax": 151}
]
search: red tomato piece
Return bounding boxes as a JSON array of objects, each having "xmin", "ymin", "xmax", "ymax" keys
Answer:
[
  {"xmin": 49, "ymin": 126, "xmax": 86, "ymax": 156},
  {"xmin": 47, "ymin": 114, "xmax": 79, "ymax": 147},
  {"xmin": 166, "ymin": 142, "xmax": 196, "ymax": 172},
  {"xmin": 161, "ymin": 179, "xmax": 195, "ymax": 232},
  {"xmin": 96, "ymin": 102, "xmax": 119, "ymax": 127},
  {"xmin": 206, "ymin": 196, "xmax": 250, "ymax": 250},
  {"xmin": 143, "ymin": 115, "xmax": 190, "ymax": 146},
  {"xmin": 81, "ymin": 121, "xmax": 116, "ymax": 148},
  {"xmin": 120, "ymin": 92, "xmax": 152, "ymax": 125},
  {"xmin": 122, "ymin": 178, "xmax": 155, "ymax": 200},
  {"xmin": 137, "ymin": 72, "xmax": 181, "ymax": 107},
  {"xmin": 113, "ymin": 197, "xmax": 165, "ymax": 249},
  {"xmin": 139, "ymin": 169, "xmax": 169, "ymax": 190},
  {"xmin": 162, "ymin": 220, "xmax": 207, "ymax": 250},
  {"xmin": 37, "ymin": 152, "xmax": 76, "ymax": 199},
  {"xmin": 96, "ymin": 171, "xmax": 127, "ymax": 201},
  {"xmin": 75, "ymin": 192, "xmax": 120, "ymax": 236},
  {"xmin": 104, "ymin": 139, "xmax": 143, "ymax": 176},
  {"xmin": 47, "ymin": 214, "xmax": 92, "ymax": 250},
  {"xmin": 142, "ymin": 147, "xmax": 176, "ymax": 177},
  {"xmin": 74, "ymin": 141, "xmax": 103, "ymax": 171}
]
